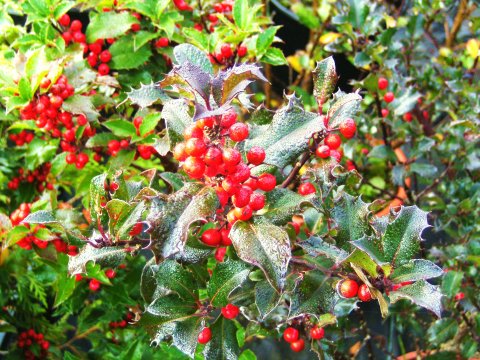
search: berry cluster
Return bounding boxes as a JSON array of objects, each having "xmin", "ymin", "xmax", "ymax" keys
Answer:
[
  {"xmin": 173, "ymin": 110, "xmax": 274, "ymax": 252},
  {"xmin": 209, "ymin": 43, "xmax": 248, "ymax": 66},
  {"xmin": 337, "ymin": 279, "xmax": 373, "ymax": 302},
  {"xmin": 8, "ymin": 130, "xmax": 34, "ymax": 146},
  {"xmin": 206, "ymin": 1, "xmax": 233, "ymax": 32},
  {"xmin": 196, "ymin": 303, "xmax": 240, "ymax": 344},
  {"xmin": 75, "ymin": 266, "xmax": 120, "ymax": 292},
  {"xmin": 173, "ymin": 0, "xmax": 193, "ymax": 11},
  {"xmin": 109, "ymin": 311, "xmax": 134, "ymax": 332},
  {"xmin": 10, "ymin": 203, "xmax": 32, "ymax": 226},
  {"xmin": 377, "ymin": 77, "xmax": 395, "ymax": 118},
  {"xmin": 17, "ymin": 329, "xmax": 50, "ymax": 360},
  {"xmin": 7, "ymin": 163, "xmax": 53, "ymax": 192},
  {"xmin": 282, "ymin": 324, "xmax": 326, "ymax": 352}
]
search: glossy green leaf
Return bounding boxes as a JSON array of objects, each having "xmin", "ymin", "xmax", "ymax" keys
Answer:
[
  {"xmin": 263, "ymin": 188, "xmax": 315, "ymax": 225},
  {"xmin": 125, "ymin": 82, "xmax": 167, "ymax": 109},
  {"xmin": 298, "ymin": 236, "xmax": 349, "ymax": 265},
  {"xmin": 208, "ymin": 259, "xmax": 251, "ymax": 307},
  {"xmin": 390, "ymin": 259, "xmax": 444, "ymax": 283},
  {"xmin": 204, "ymin": 317, "xmax": 240, "ymax": 360},
  {"xmin": 313, "ymin": 57, "xmax": 337, "ymax": 108},
  {"xmin": 109, "ymin": 36, "xmax": 152, "ymax": 70},
  {"xmin": 389, "ymin": 280, "xmax": 442, "ymax": 317},
  {"xmin": 427, "ymin": 318, "xmax": 458, "ymax": 345},
  {"xmin": 86, "ymin": 12, "xmax": 138, "ymax": 43},
  {"xmin": 255, "ymin": 280, "xmax": 281, "ymax": 319},
  {"xmin": 68, "ymin": 245, "xmax": 127, "ymax": 275},
  {"xmin": 173, "ymin": 43, "xmax": 213, "ymax": 75},
  {"xmin": 327, "ymin": 90, "xmax": 362, "ymax": 129}
]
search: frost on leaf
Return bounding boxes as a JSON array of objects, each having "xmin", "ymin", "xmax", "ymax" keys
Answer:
[{"xmin": 123, "ymin": 82, "xmax": 167, "ymax": 109}]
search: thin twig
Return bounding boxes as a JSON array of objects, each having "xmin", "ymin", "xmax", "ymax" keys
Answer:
[
  {"xmin": 414, "ymin": 162, "xmax": 452, "ymax": 201},
  {"xmin": 281, "ymin": 151, "xmax": 311, "ymax": 188}
]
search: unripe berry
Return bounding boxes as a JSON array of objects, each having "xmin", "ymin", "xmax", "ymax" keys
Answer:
[
  {"xmin": 283, "ymin": 327, "xmax": 299, "ymax": 343},
  {"xmin": 229, "ymin": 123, "xmax": 249, "ymax": 142},
  {"xmin": 357, "ymin": 284, "xmax": 372, "ymax": 302},
  {"xmin": 298, "ymin": 182, "xmax": 316, "ymax": 196},
  {"xmin": 258, "ymin": 173, "xmax": 276, "ymax": 192},
  {"xmin": 185, "ymin": 138, "xmax": 207, "ymax": 157},
  {"xmin": 337, "ymin": 279, "xmax": 359, "ymax": 298},
  {"xmin": 384, "ymin": 92, "xmax": 394, "ymax": 103},
  {"xmin": 315, "ymin": 145, "xmax": 330, "ymax": 159},
  {"xmin": 339, "ymin": 118, "xmax": 356, "ymax": 138},
  {"xmin": 378, "ymin": 77, "xmax": 388, "ymax": 90},
  {"xmin": 310, "ymin": 326, "xmax": 325, "ymax": 340},
  {"xmin": 221, "ymin": 304, "xmax": 239, "ymax": 319},
  {"xmin": 324, "ymin": 133, "xmax": 341, "ymax": 150},
  {"xmin": 290, "ymin": 338, "xmax": 305, "ymax": 352},
  {"xmin": 201, "ymin": 228, "xmax": 221, "ymax": 246},
  {"xmin": 234, "ymin": 206, "xmax": 253, "ymax": 221},
  {"xmin": 247, "ymin": 146, "xmax": 266, "ymax": 165},
  {"xmin": 249, "ymin": 193, "xmax": 265, "ymax": 211},
  {"xmin": 198, "ymin": 327, "xmax": 212, "ymax": 344}
]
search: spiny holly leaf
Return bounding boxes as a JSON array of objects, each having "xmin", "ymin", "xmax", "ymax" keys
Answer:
[
  {"xmin": 255, "ymin": 280, "xmax": 281, "ymax": 319},
  {"xmin": 140, "ymin": 294, "xmax": 198, "ymax": 328},
  {"xmin": 229, "ymin": 218, "xmax": 291, "ymax": 290},
  {"xmin": 342, "ymin": 248, "xmax": 381, "ymax": 278},
  {"xmin": 141, "ymin": 260, "xmax": 197, "ymax": 304},
  {"xmin": 298, "ymin": 236, "xmax": 349, "ymax": 265},
  {"xmin": 147, "ymin": 183, "xmax": 219, "ymax": 259},
  {"xmin": 109, "ymin": 36, "xmax": 152, "ymax": 70},
  {"xmin": 169, "ymin": 317, "xmax": 204, "ymax": 358},
  {"xmin": 204, "ymin": 317, "xmax": 240, "ymax": 360},
  {"xmin": 173, "ymin": 235, "xmax": 213, "ymax": 264},
  {"xmin": 86, "ymin": 11, "xmax": 138, "ymax": 43},
  {"xmin": 289, "ymin": 270, "xmax": 339, "ymax": 319},
  {"xmin": 263, "ymin": 188, "xmax": 315, "ymax": 225},
  {"xmin": 124, "ymin": 83, "xmax": 168, "ymax": 109},
  {"xmin": 161, "ymin": 99, "xmax": 193, "ymax": 151},
  {"xmin": 250, "ymin": 105, "xmax": 274, "ymax": 125},
  {"xmin": 62, "ymin": 95, "xmax": 99, "ymax": 121},
  {"xmin": 312, "ymin": 57, "xmax": 337, "ymax": 109},
  {"xmin": 427, "ymin": 318, "xmax": 458, "ymax": 346},
  {"xmin": 327, "ymin": 90, "xmax": 362, "ymax": 129},
  {"xmin": 173, "ymin": 43, "xmax": 213, "ymax": 75},
  {"xmin": 208, "ymin": 259, "xmax": 251, "ymax": 307},
  {"xmin": 168, "ymin": 62, "xmax": 212, "ymax": 103},
  {"xmin": 381, "ymin": 206, "xmax": 429, "ymax": 267},
  {"xmin": 390, "ymin": 259, "xmax": 444, "ymax": 283},
  {"xmin": 331, "ymin": 194, "xmax": 371, "ymax": 250},
  {"xmin": 392, "ymin": 88, "xmax": 421, "ymax": 116},
  {"xmin": 68, "ymin": 245, "xmax": 127, "ymax": 275},
  {"xmin": 89, "ymin": 174, "xmax": 108, "ymax": 224},
  {"xmin": 389, "ymin": 280, "xmax": 443, "ymax": 318},
  {"xmin": 211, "ymin": 63, "xmax": 268, "ymax": 106},
  {"xmin": 244, "ymin": 94, "xmax": 326, "ymax": 169}
]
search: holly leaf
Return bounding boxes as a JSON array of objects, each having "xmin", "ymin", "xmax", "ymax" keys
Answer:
[
  {"xmin": 169, "ymin": 317, "xmax": 204, "ymax": 358},
  {"xmin": 89, "ymin": 174, "xmax": 108, "ymax": 224},
  {"xmin": 327, "ymin": 90, "xmax": 362, "ymax": 129},
  {"xmin": 68, "ymin": 245, "xmax": 127, "ymax": 275},
  {"xmin": 23, "ymin": 210, "xmax": 58, "ymax": 225},
  {"xmin": 392, "ymin": 89, "xmax": 421, "ymax": 116},
  {"xmin": 211, "ymin": 63, "xmax": 268, "ymax": 106},
  {"xmin": 173, "ymin": 44, "xmax": 213, "ymax": 75},
  {"xmin": 263, "ymin": 188, "xmax": 315, "ymax": 225},
  {"xmin": 298, "ymin": 236, "xmax": 349, "ymax": 265},
  {"xmin": 103, "ymin": 119, "xmax": 137, "ymax": 137},
  {"xmin": 244, "ymin": 94, "xmax": 326, "ymax": 169},
  {"xmin": 204, "ymin": 317, "xmax": 240, "ymax": 360},
  {"xmin": 62, "ymin": 95, "xmax": 99, "ymax": 121},
  {"xmin": 331, "ymin": 194, "xmax": 371, "ymax": 250},
  {"xmin": 124, "ymin": 82, "xmax": 168, "ymax": 109},
  {"xmin": 427, "ymin": 318, "xmax": 458, "ymax": 345},
  {"xmin": 140, "ymin": 294, "xmax": 197, "ymax": 327},
  {"xmin": 255, "ymin": 280, "xmax": 281, "ymax": 319},
  {"xmin": 229, "ymin": 218, "xmax": 291, "ymax": 290},
  {"xmin": 389, "ymin": 280, "xmax": 443, "ymax": 318},
  {"xmin": 390, "ymin": 259, "xmax": 444, "ymax": 283},
  {"xmin": 86, "ymin": 12, "xmax": 139, "ymax": 43},
  {"xmin": 312, "ymin": 57, "xmax": 337, "ymax": 108},
  {"xmin": 289, "ymin": 270, "xmax": 339, "ymax": 319},
  {"xmin": 208, "ymin": 259, "xmax": 251, "ymax": 307},
  {"xmin": 147, "ymin": 183, "xmax": 219, "ymax": 259},
  {"xmin": 161, "ymin": 99, "xmax": 193, "ymax": 151},
  {"xmin": 109, "ymin": 36, "xmax": 152, "ymax": 70}
]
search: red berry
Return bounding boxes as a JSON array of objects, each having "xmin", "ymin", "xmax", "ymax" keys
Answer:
[
  {"xmin": 384, "ymin": 92, "xmax": 395, "ymax": 103},
  {"xmin": 77, "ymin": 153, "xmax": 89, "ymax": 164},
  {"xmin": 40, "ymin": 78, "xmax": 51, "ymax": 89},
  {"xmin": 108, "ymin": 140, "xmax": 121, "ymax": 152},
  {"xmin": 197, "ymin": 327, "xmax": 212, "ymax": 344},
  {"xmin": 215, "ymin": 247, "xmax": 227, "ymax": 262},
  {"xmin": 105, "ymin": 268, "xmax": 116, "ymax": 279},
  {"xmin": 120, "ymin": 139, "xmax": 129, "ymax": 148},
  {"xmin": 403, "ymin": 112, "xmax": 413, "ymax": 122},
  {"xmin": 237, "ymin": 45, "xmax": 247, "ymax": 57},
  {"xmin": 204, "ymin": 146, "xmax": 223, "ymax": 166},
  {"xmin": 454, "ymin": 292, "xmax": 465, "ymax": 301},
  {"xmin": 184, "ymin": 124, "xmax": 204, "ymax": 139},
  {"xmin": 59, "ymin": 14, "xmax": 71, "ymax": 26},
  {"xmin": 229, "ymin": 123, "xmax": 249, "ymax": 142},
  {"xmin": 220, "ymin": 228, "xmax": 232, "ymax": 246},
  {"xmin": 75, "ymin": 274, "xmax": 83, "ymax": 282},
  {"xmin": 89, "ymin": 42, "xmax": 102, "ymax": 54},
  {"xmin": 72, "ymin": 31, "xmax": 86, "ymax": 43},
  {"xmin": 62, "ymin": 31, "xmax": 72, "ymax": 44},
  {"xmin": 221, "ymin": 304, "xmax": 239, "ymax": 319},
  {"xmin": 77, "ymin": 114, "xmax": 87, "ymax": 126},
  {"xmin": 378, "ymin": 77, "xmax": 388, "ymax": 90},
  {"xmin": 232, "ymin": 186, "xmax": 252, "ymax": 208},
  {"xmin": 215, "ymin": 186, "xmax": 229, "ymax": 207},
  {"xmin": 233, "ymin": 206, "xmax": 252, "ymax": 221},
  {"xmin": 88, "ymin": 54, "xmax": 99, "ymax": 68},
  {"xmin": 129, "ymin": 223, "xmax": 142, "ymax": 236},
  {"xmin": 310, "ymin": 326, "xmax": 325, "ymax": 340},
  {"xmin": 99, "ymin": 50, "xmax": 112, "ymax": 63},
  {"xmin": 315, "ymin": 145, "xmax": 330, "ymax": 159},
  {"xmin": 339, "ymin": 118, "xmax": 356, "ymax": 138},
  {"xmin": 185, "ymin": 138, "xmax": 207, "ymax": 157},
  {"xmin": 98, "ymin": 63, "xmax": 110, "ymax": 76},
  {"xmin": 283, "ymin": 327, "xmax": 299, "ymax": 343},
  {"xmin": 249, "ymin": 193, "xmax": 265, "ymax": 211},
  {"xmin": 201, "ymin": 228, "xmax": 221, "ymax": 246},
  {"xmin": 155, "ymin": 37, "xmax": 169, "ymax": 48},
  {"xmin": 70, "ymin": 20, "xmax": 82, "ymax": 32},
  {"xmin": 222, "ymin": 177, "xmax": 241, "ymax": 195},
  {"xmin": 358, "ymin": 284, "xmax": 372, "ymax": 302},
  {"xmin": 258, "ymin": 173, "xmax": 276, "ymax": 192},
  {"xmin": 337, "ymin": 279, "xmax": 359, "ymax": 298},
  {"xmin": 298, "ymin": 182, "xmax": 315, "ymax": 196},
  {"xmin": 220, "ymin": 110, "xmax": 237, "ymax": 128},
  {"xmin": 89, "ymin": 279, "xmax": 101, "ymax": 292},
  {"xmin": 222, "ymin": 148, "xmax": 241, "ymax": 167},
  {"xmin": 66, "ymin": 153, "xmax": 76, "ymax": 164},
  {"xmin": 133, "ymin": 116, "xmax": 143, "ymax": 128},
  {"xmin": 247, "ymin": 146, "xmax": 266, "ymax": 165},
  {"xmin": 173, "ymin": 143, "xmax": 187, "ymax": 161},
  {"xmin": 220, "ymin": 44, "xmax": 233, "ymax": 58},
  {"xmin": 324, "ymin": 133, "xmax": 341, "ymax": 150},
  {"xmin": 290, "ymin": 338, "xmax": 305, "ymax": 352},
  {"xmin": 381, "ymin": 108, "xmax": 389, "ymax": 117},
  {"xmin": 184, "ymin": 157, "xmax": 205, "ymax": 179}
]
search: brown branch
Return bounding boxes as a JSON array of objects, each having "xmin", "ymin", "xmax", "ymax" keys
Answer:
[
  {"xmin": 59, "ymin": 326, "xmax": 100, "ymax": 349},
  {"xmin": 446, "ymin": 0, "xmax": 475, "ymax": 48},
  {"xmin": 280, "ymin": 151, "xmax": 312, "ymax": 188}
]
